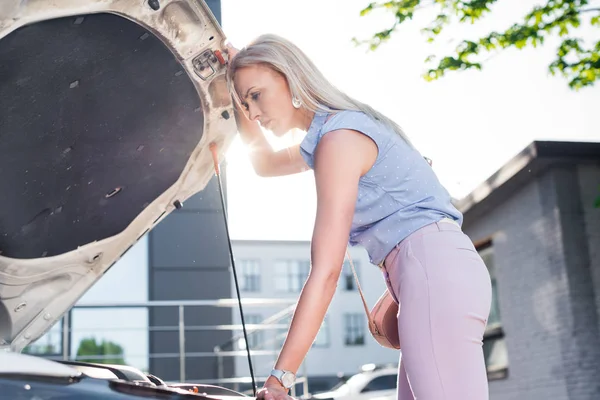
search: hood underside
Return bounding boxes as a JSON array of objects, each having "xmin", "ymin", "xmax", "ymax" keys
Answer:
[{"xmin": 0, "ymin": 0, "xmax": 236, "ymax": 351}]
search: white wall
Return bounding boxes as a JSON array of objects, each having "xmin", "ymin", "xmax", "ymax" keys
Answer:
[{"xmin": 230, "ymin": 240, "xmax": 399, "ymax": 379}]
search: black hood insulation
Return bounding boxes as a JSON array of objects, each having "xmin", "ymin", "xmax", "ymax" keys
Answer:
[{"xmin": 0, "ymin": 13, "xmax": 205, "ymax": 259}]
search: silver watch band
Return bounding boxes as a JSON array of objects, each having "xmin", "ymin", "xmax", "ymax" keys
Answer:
[{"xmin": 270, "ymin": 369, "xmax": 296, "ymax": 389}]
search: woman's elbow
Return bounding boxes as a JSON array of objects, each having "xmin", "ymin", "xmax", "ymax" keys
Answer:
[
  {"xmin": 310, "ymin": 268, "xmax": 340, "ymax": 291},
  {"xmin": 253, "ymin": 164, "xmax": 269, "ymax": 177},
  {"xmin": 250, "ymin": 159, "xmax": 271, "ymax": 177}
]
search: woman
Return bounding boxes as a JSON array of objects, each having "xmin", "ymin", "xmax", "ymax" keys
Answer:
[{"xmin": 224, "ymin": 34, "xmax": 492, "ymax": 400}]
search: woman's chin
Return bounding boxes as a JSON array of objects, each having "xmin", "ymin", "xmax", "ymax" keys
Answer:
[
  {"xmin": 269, "ymin": 125, "xmax": 287, "ymax": 137},
  {"xmin": 264, "ymin": 121, "xmax": 293, "ymax": 137}
]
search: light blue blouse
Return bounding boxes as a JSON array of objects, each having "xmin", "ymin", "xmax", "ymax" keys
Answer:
[{"xmin": 299, "ymin": 110, "xmax": 463, "ymax": 265}]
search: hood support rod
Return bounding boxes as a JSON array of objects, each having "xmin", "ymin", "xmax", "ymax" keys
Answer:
[{"xmin": 209, "ymin": 142, "xmax": 257, "ymax": 396}]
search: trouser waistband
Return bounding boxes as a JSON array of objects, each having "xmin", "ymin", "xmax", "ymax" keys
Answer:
[{"xmin": 378, "ymin": 218, "xmax": 461, "ymax": 269}]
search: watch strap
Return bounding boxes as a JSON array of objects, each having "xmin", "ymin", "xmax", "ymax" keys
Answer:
[{"xmin": 270, "ymin": 369, "xmax": 295, "ymax": 389}]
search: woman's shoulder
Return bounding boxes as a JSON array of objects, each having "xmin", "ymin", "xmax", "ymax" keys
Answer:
[
  {"xmin": 319, "ymin": 109, "xmax": 397, "ymax": 157},
  {"xmin": 321, "ymin": 109, "xmax": 381, "ymax": 133}
]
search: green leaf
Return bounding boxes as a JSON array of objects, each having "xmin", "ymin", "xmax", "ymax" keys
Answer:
[
  {"xmin": 359, "ymin": 3, "xmax": 375, "ymax": 16},
  {"xmin": 356, "ymin": 0, "xmax": 599, "ymax": 90}
]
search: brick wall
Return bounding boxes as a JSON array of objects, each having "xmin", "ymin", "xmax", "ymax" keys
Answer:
[
  {"xmin": 552, "ymin": 166, "xmax": 600, "ymax": 400},
  {"xmin": 577, "ymin": 165, "xmax": 600, "ymax": 332},
  {"xmin": 462, "ymin": 164, "xmax": 600, "ymax": 400}
]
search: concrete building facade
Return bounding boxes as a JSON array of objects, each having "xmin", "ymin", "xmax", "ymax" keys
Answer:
[{"xmin": 458, "ymin": 141, "xmax": 600, "ymax": 400}]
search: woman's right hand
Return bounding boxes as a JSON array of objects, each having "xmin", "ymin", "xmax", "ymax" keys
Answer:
[{"xmin": 224, "ymin": 42, "xmax": 239, "ymax": 63}]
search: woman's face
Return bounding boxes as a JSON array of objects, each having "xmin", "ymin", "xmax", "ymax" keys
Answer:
[{"xmin": 233, "ymin": 64, "xmax": 300, "ymax": 136}]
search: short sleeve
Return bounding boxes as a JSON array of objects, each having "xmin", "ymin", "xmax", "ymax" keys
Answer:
[
  {"xmin": 323, "ymin": 111, "xmax": 391, "ymax": 152},
  {"xmin": 299, "ymin": 111, "xmax": 329, "ymax": 169},
  {"xmin": 299, "ymin": 110, "xmax": 393, "ymax": 169},
  {"xmin": 299, "ymin": 129, "xmax": 319, "ymax": 169}
]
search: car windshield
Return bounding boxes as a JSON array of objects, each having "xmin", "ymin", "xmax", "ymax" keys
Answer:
[{"xmin": 330, "ymin": 373, "xmax": 370, "ymax": 394}]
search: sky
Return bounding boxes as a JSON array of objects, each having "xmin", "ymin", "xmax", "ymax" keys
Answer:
[{"xmin": 220, "ymin": 0, "xmax": 599, "ymax": 241}]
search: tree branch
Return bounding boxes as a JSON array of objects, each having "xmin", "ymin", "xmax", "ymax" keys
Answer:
[{"xmin": 415, "ymin": 0, "xmax": 437, "ymax": 10}]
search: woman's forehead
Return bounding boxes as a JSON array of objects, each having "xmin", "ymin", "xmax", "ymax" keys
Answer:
[{"xmin": 234, "ymin": 64, "xmax": 282, "ymax": 96}]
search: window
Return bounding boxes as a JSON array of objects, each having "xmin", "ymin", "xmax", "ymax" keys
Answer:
[
  {"xmin": 238, "ymin": 314, "xmax": 264, "ymax": 350},
  {"xmin": 344, "ymin": 314, "xmax": 365, "ymax": 346},
  {"xmin": 478, "ymin": 243, "xmax": 509, "ymax": 380},
  {"xmin": 274, "ymin": 260, "xmax": 310, "ymax": 292},
  {"xmin": 239, "ymin": 259, "xmax": 261, "ymax": 292},
  {"xmin": 341, "ymin": 260, "xmax": 360, "ymax": 291},
  {"xmin": 360, "ymin": 374, "xmax": 398, "ymax": 392}
]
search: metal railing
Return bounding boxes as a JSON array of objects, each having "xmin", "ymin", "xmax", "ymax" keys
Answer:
[{"xmin": 44, "ymin": 298, "xmax": 310, "ymax": 396}]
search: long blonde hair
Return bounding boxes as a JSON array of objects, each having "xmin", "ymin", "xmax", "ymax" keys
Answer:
[{"xmin": 226, "ymin": 34, "xmax": 413, "ymax": 147}]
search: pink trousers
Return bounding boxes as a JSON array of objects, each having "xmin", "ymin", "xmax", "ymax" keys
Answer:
[{"xmin": 381, "ymin": 219, "xmax": 492, "ymax": 400}]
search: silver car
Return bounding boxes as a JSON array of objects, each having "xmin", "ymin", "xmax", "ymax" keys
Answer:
[{"xmin": 0, "ymin": 0, "xmax": 239, "ymax": 398}]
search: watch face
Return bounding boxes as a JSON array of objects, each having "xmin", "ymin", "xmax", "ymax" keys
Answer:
[{"xmin": 281, "ymin": 372, "xmax": 295, "ymax": 388}]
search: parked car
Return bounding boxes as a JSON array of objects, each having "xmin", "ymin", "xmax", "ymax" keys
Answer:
[
  {"xmin": 0, "ymin": 351, "xmax": 248, "ymax": 399},
  {"xmin": 311, "ymin": 364, "xmax": 398, "ymax": 400},
  {"xmin": 0, "ymin": 0, "xmax": 239, "ymax": 397}
]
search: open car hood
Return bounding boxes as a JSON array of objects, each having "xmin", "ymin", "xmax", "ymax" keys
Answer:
[{"xmin": 0, "ymin": 0, "xmax": 236, "ymax": 352}]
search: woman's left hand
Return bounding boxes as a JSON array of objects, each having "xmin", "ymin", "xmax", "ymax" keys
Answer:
[{"xmin": 256, "ymin": 382, "xmax": 293, "ymax": 400}]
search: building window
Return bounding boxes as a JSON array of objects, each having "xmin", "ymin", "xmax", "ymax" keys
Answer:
[
  {"xmin": 344, "ymin": 313, "xmax": 365, "ymax": 346},
  {"xmin": 313, "ymin": 316, "xmax": 330, "ymax": 348},
  {"xmin": 479, "ymin": 243, "xmax": 509, "ymax": 380},
  {"xmin": 238, "ymin": 314, "xmax": 264, "ymax": 350},
  {"xmin": 274, "ymin": 260, "xmax": 310, "ymax": 292},
  {"xmin": 239, "ymin": 259, "xmax": 261, "ymax": 292},
  {"xmin": 341, "ymin": 260, "xmax": 360, "ymax": 291}
]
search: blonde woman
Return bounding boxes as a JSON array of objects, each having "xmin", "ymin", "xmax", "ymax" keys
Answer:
[{"xmin": 225, "ymin": 34, "xmax": 492, "ymax": 400}]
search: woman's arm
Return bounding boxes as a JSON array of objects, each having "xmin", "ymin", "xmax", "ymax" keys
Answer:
[
  {"xmin": 226, "ymin": 43, "xmax": 308, "ymax": 178},
  {"xmin": 233, "ymin": 105, "xmax": 309, "ymax": 177},
  {"xmin": 257, "ymin": 129, "xmax": 378, "ymax": 400}
]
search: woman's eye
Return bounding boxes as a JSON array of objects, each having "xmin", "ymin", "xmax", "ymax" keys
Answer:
[{"xmin": 251, "ymin": 92, "xmax": 260, "ymax": 101}]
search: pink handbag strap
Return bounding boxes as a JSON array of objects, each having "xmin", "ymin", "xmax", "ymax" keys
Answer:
[{"xmin": 345, "ymin": 249, "xmax": 375, "ymax": 329}]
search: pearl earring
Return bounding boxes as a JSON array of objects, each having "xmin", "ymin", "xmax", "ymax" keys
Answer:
[{"xmin": 292, "ymin": 96, "xmax": 302, "ymax": 109}]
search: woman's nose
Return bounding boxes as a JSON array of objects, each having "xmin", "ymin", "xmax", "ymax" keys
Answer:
[{"xmin": 247, "ymin": 104, "xmax": 261, "ymax": 121}]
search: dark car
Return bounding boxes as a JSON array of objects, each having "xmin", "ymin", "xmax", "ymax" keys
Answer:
[{"xmin": 0, "ymin": 0, "xmax": 240, "ymax": 397}]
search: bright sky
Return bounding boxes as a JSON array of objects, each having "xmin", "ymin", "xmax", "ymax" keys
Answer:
[{"xmin": 221, "ymin": 0, "xmax": 599, "ymax": 241}]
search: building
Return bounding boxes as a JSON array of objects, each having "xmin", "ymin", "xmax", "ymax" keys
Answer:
[
  {"xmin": 228, "ymin": 240, "xmax": 399, "ymax": 393},
  {"xmin": 457, "ymin": 140, "xmax": 600, "ymax": 400}
]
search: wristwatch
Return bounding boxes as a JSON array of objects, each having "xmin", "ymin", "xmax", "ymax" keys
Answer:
[{"xmin": 269, "ymin": 369, "xmax": 296, "ymax": 389}]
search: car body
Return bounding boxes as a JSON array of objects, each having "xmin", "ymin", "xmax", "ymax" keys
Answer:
[
  {"xmin": 312, "ymin": 365, "xmax": 398, "ymax": 400},
  {"xmin": 0, "ymin": 351, "xmax": 249, "ymax": 399},
  {"xmin": 0, "ymin": 0, "xmax": 239, "ymax": 397}
]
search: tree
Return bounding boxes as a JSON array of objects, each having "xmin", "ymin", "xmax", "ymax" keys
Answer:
[
  {"xmin": 23, "ymin": 343, "xmax": 57, "ymax": 355},
  {"xmin": 355, "ymin": 0, "xmax": 600, "ymax": 89},
  {"xmin": 76, "ymin": 337, "xmax": 126, "ymax": 365}
]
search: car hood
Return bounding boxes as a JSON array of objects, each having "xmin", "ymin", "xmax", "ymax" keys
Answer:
[{"xmin": 0, "ymin": 0, "xmax": 236, "ymax": 352}]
